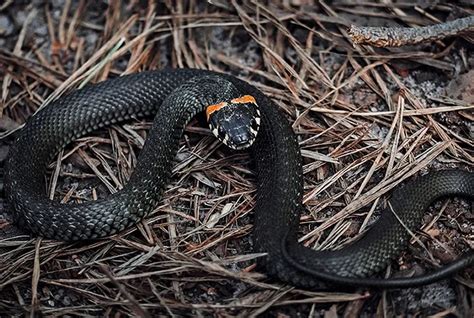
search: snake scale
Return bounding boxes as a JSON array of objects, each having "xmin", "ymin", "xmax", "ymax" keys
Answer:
[{"xmin": 5, "ymin": 69, "xmax": 474, "ymax": 288}]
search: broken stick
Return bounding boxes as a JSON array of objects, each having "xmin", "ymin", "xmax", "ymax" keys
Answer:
[{"xmin": 349, "ymin": 15, "xmax": 474, "ymax": 47}]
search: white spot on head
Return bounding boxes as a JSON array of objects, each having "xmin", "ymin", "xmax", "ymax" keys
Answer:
[{"xmin": 250, "ymin": 127, "xmax": 258, "ymax": 136}]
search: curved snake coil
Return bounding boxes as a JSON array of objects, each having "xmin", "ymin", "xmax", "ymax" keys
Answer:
[{"xmin": 5, "ymin": 69, "xmax": 474, "ymax": 288}]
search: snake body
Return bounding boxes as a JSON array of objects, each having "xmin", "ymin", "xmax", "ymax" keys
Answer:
[{"xmin": 5, "ymin": 69, "xmax": 474, "ymax": 288}]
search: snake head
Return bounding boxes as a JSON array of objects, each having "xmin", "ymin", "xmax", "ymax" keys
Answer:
[{"xmin": 206, "ymin": 95, "xmax": 261, "ymax": 150}]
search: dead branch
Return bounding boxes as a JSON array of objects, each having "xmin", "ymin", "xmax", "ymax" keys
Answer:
[{"xmin": 349, "ymin": 15, "xmax": 474, "ymax": 47}]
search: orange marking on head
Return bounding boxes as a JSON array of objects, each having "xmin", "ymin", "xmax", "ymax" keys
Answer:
[
  {"xmin": 206, "ymin": 102, "xmax": 228, "ymax": 120},
  {"xmin": 231, "ymin": 95, "xmax": 256, "ymax": 105}
]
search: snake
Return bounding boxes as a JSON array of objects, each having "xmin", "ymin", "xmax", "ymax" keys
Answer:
[{"xmin": 4, "ymin": 69, "xmax": 474, "ymax": 289}]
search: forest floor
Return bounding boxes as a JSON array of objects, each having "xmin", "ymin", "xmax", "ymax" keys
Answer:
[{"xmin": 0, "ymin": 1, "xmax": 473, "ymax": 317}]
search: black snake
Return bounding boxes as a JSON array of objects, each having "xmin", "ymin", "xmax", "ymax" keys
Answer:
[{"xmin": 5, "ymin": 69, "xmax": 474, "ymax": 288}]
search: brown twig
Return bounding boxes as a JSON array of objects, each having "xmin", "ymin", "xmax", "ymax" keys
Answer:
[{"xmin": 349, "ymin": 15, "xmax": 474, "ymax": 47}]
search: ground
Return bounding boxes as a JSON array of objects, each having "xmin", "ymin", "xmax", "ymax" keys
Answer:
[{"xmin": 0, "ymin": 1, "xmax": 473, "ymax": 317}]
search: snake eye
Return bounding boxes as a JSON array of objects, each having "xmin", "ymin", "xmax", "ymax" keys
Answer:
[
  {"xmin": 218, "ymin": 125, "xmax": 226, "ymax": 138},
  {"xmin": 251, "ymin": 118, "xmax": 259, "ymax": 131}
]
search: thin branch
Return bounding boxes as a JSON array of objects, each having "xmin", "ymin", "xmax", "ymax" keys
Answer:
[{"xmin": 349, "ymin": 15, "xmax": 474, "ymax": 47}]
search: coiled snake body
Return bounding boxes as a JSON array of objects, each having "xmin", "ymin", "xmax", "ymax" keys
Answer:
[{"xmin": 5, "ymin": 69, "xmax": 474, "ymax": 288}]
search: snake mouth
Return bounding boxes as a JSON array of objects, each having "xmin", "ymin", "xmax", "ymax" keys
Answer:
[{"xmin": 224, "ymin": 131, "xmax": 258, "ymax": 150}]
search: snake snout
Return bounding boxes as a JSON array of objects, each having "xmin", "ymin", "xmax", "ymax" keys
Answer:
[{"xmin": 225, "ymin": 126, "xmax": 257, "ymax": 150}]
